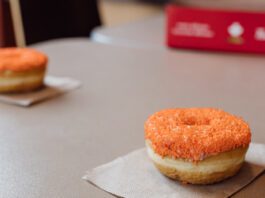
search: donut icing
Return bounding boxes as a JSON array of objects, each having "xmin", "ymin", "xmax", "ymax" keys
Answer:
[
  {"xmin": 145, "ymin": 108, "xmax": 251, "ymax": 161},
  {"xmin": 0, "ymin": 48, "xmax": 47, "ymax": 72}
]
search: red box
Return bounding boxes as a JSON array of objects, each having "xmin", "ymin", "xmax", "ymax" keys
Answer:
[{"xmin": 166, "ymin": 5, "xmax": 265, "ymax": 53}]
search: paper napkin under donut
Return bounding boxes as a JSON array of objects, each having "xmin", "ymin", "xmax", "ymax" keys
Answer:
[
  {"xmin": 0, "ymin": 76, "xmax": 81, "ymax": 107},
  {"xmin": 83, "ymin": 143, "xmax": 265, "ymax": 198}
]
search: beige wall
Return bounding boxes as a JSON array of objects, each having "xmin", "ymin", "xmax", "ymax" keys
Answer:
[{"xmin": 99, "ymin": 0, "xmax": 163, "ymax": 26}]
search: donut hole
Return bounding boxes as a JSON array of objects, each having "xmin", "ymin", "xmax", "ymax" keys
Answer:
[{"xmin": 182, "ymin": 117, "xmax": 210, "ymax": 126}]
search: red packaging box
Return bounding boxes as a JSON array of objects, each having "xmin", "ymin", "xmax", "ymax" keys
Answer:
[{"xmin": 166, "ymin": 5, "xmax": 265, "ymax": 53}]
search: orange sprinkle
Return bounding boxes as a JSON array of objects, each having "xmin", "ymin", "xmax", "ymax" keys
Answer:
[
  {"xmin": 0, "ymin": 48, "xmax": 48, "ymax": 72},
  {"xmin": 145, "ymin": 108, "xmax": 251, "ymax": 161}
]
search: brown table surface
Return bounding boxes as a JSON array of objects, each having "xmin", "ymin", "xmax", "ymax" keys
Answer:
[{"xmin": 0, "ymin": 38, "xmax": 265, "ymax": 197}]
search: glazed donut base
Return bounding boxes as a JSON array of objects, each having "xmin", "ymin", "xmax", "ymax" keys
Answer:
[
  {"xmin": 0, "ymin": 68, "xmax": 46, "ymax": 93},
  {"xmin": 154, "ymin": 161, "xmax": 243, "ymax": 185},
  {"xmin": 146, "ymin": 141, "xmax": 248, "ymax": 184}
]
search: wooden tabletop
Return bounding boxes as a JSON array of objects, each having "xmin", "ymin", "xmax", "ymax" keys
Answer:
[{"xmin": 0, "ymin": 38, "xmax": 265, "ymax": 197}]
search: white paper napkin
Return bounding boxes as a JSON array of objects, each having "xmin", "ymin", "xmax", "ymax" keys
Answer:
[
  {"xmin": 83, "ymin": 143, "xmax": 265, "ymax": 198},
  {"xmin": 0, "ymin": 76, "xmax": 81, "ymax": 106}
]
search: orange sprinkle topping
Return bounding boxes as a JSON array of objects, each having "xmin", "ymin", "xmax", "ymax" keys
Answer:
[
  {"xmin": 145, "ymin": 108, "xmax": 251, "ymax": 161},
  {"xmin": 0, "ymin": 48, "xmax": 48, "ymax": 72}
]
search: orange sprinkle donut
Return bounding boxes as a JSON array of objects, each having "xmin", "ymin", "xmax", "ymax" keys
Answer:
[
  {"xmin": 145, "ymin": 108, "xmax": 251, "ymax": 162},
  {"xmin": 0, "ymin": 48, "xmax": 48, "ymax": 93},
  {"xmin": 0, "ymin": 48, "xmax": 47, "ymax": 72},
  {"xmin": 145, "ymin": 108, "xmax": 251, "ymax": 184}
]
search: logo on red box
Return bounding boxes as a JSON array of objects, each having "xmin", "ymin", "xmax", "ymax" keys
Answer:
[{"xmin": 167, "ymin": 5, "xmax": 265, "ymax": 53}]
